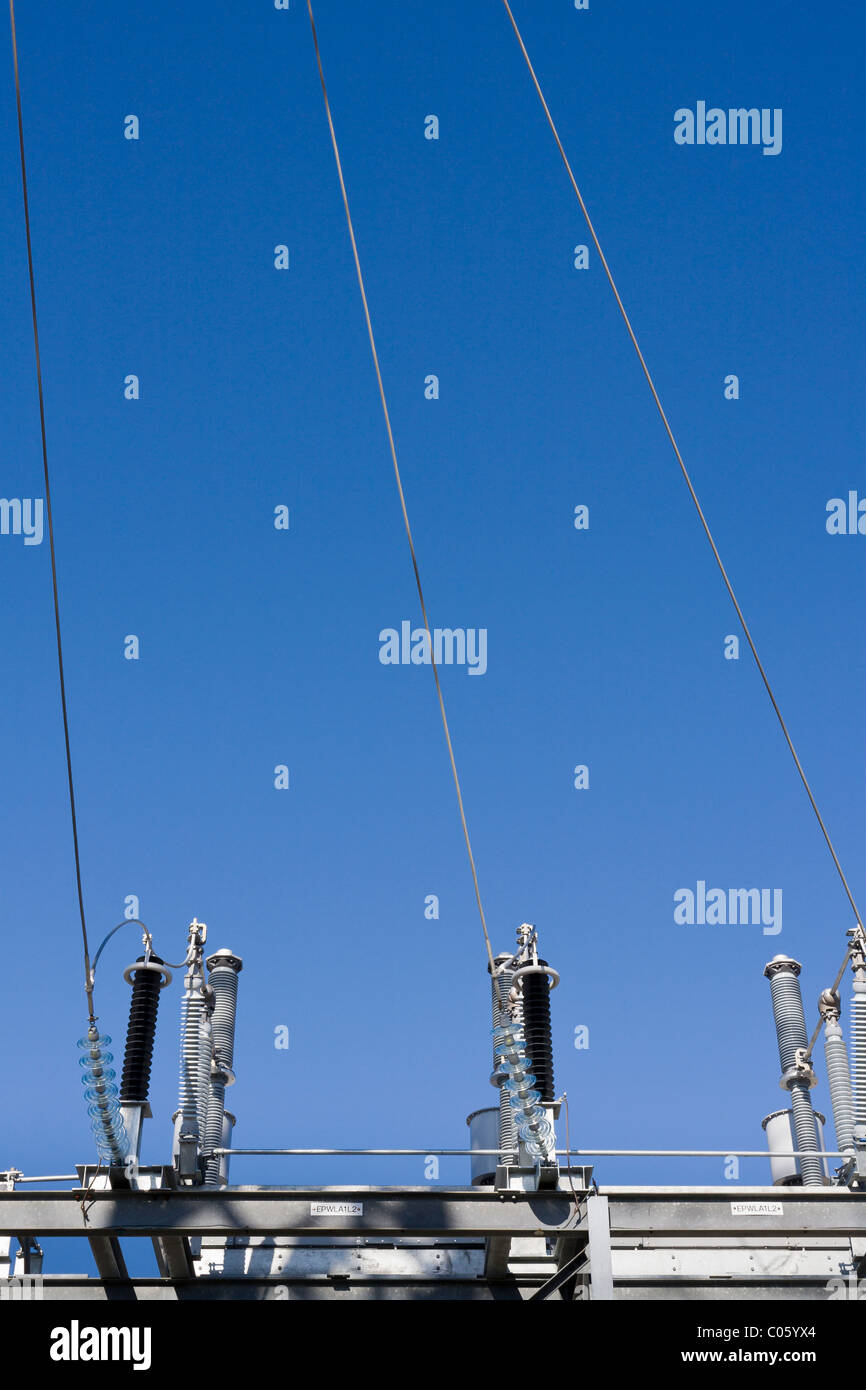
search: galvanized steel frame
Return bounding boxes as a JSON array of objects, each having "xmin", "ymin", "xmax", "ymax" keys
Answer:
[{"xmin": 1, "ymin": 1183, "xmax": 864, "ymax": 1299}]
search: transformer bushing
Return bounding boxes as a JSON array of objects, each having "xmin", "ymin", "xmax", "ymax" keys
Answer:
[
  {"xmin": 520, "ymin": 959, "xmax": 555, "ymax": 1103},
  {"xmin": 174, "ymin": 922, "xmax": 210, "ymax": 1182},
  {"xmin": 819, "ymin": 988, "xmax": 855, "ymax": 1164},
  {"xmin": 764, "ymin": 956, "xmax": 823, "ymax": 1187},
  {"xmin": 850, "ymin": 951, "xmax": 866, "ymax": 1147},
  {"xmin": 203, "ymin": 949, "xmax": 242, "ymax": 1187},
  {"xmin": 120, "ymin": 953, "xmax": 171, "ymax": 1163}
]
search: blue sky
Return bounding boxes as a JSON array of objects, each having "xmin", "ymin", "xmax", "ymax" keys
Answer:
[{"xmin": 0, "ymin": 0, "xmax": 863, "ymax": 1272}]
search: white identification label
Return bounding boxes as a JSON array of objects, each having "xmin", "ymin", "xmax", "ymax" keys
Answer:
[
  {"xmin": 310, "ymin": 1202, "xmax": 363, "ymax": 1216},
  {"xmin": 730, "ymin": 1201, "xmax": 784, "ymax": 1216}
]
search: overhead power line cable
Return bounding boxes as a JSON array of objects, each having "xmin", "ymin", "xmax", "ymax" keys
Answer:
[
  {"xmin": 8, "ymin": 0, "xmax": 95, "ymax": 1019},
  {"xmin": 306, "ymin": 0, "xmax": 501, "ymax": 988},
  {"xmin": 501, "ymin": 0, "xmax": 863, "ymax": 933}
]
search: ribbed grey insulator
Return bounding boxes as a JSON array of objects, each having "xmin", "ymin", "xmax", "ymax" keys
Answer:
[
  {"xmin": 199, "ymin": 1011, "xmax": 213, "ymax": 1131},
  {"xmin": 491, "ymin": 957, "xmax": 518, "ymax": 1161},
  {"xmin": 178, "ymin": 987, "xmax": 205, "ymax": 1140},
  {"xmin": 769, "ymin": 969, "xmax": 808, "ymax": 1073},
  {"xmin": 204, "ymin": 961, "xmax": 240, "ymax": 1187},
  {"xmin": 824, "ymin": 1018, "xmax": 855, "ymax": 1155},
  {"xmin": 204, "ymin": 1075, "xmax": 227, "ymax": 1187},
  {"xmin": 790, "ymin": 1084, "xmax": 823, "ymax": 1186},
  {"xmin": 851, "ymin": 987, "xmax": 866, "ymax": 1127},
  {"xmin": 766, "ymin": 960, "xmax": 822, "ymax": 1187},
  {"xmin": 210, "ymin": 965, "xmax": 238, "ymax": 1069}
]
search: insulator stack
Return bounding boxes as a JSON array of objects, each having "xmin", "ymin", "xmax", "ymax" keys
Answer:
[
  {"xmin": 521, "ymin": 961, "xmax": 555, "ymax": 1103},
  {"xmin": 490, "ymin": 954, "xmax": 518, "ymax": 1161},
  {"xmin": 78, "ymin": 1028, "xmax": 129, "ymax": 1165},
  {"xmin": 120, "ymin": 955, "xmax": 164, "ymax": 1104},
  {"xmin": 493, "ymin": 1021, "xmax": 554, "ymax": 1159},
  {"xmin": 764, "ymin": 956, "xmax": 823, "ymax": 1187}
]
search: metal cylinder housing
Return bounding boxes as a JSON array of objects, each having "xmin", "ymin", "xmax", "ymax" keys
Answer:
[
  {"xmin": 466, "ymin": 1108, "xmax": 499, "ymax": 1186},
  {"xmin": 762, "ymin": 1108, "xmax": 829, "ymax": 1185}
]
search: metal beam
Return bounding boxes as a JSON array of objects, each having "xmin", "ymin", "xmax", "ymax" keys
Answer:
[
  {"xmin": 610, "ymin": 1245, "xmax": 847, "ymax": 1281},
  {"xmin": 0, "ymin": 1187, "xmax": 581, "ymax": 1238},
  {"xmin": 153, "ymin": 1235, "xmax": 195, "ymax": 1279},
  {"xmin": 586, "ymin": 1193, "xmax": 614, "ymax": 1299},
  {"xmin": 527, "ymin": 1251, "xmax": 583, "ymax": 1300},
  {"xmin": 602, "ymin": 1189, "xmax": 866, "ymax": 1237},
  {"xmin": 194, "ymin": 1241, "xmax": 485, "ymax": 1279},
  {"xmin": 0, "ymin": 1185, "xmax": 864, "ymax": 1241},
  {"xmin": 484, "ymin": 1236, "xmax": 512, "ymax": 1278},
  {"xmin": 87, "ymin": 1235, "xmax": 130, "ymax": 1282},
  {"xmin": 10, "ymin": 1277, "xmax": 538, "ymax": 1301}
]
